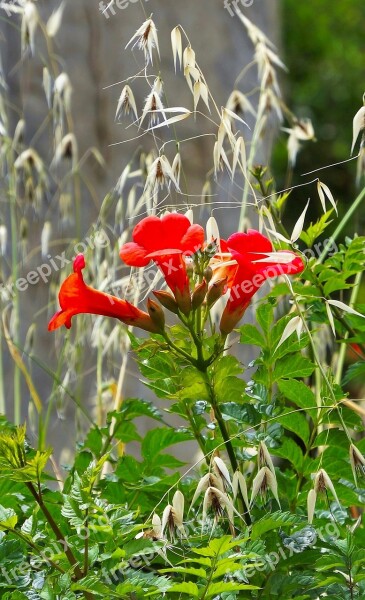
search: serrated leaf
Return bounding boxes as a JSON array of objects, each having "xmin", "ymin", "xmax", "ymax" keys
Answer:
[
  {"xmin": 205, "ymin": 582, "xmax": 259, "ymax": 597},
  {"xmin": 273, "ymin": 355, "xmax": 314, "ymax": 381},
  {"xmin": 168, "ymin": 582, "xmax": 199, "ymax": 596},
  {"xmin": 277, "ymin": 409, "xmax": 310, "ymax": 444},
  {"xmin": 278, "ymin": 379, "xmax": 316, "ymax": 410},
  {"xmin": 0, "ymin": 506, "xmax": 17, "ymax": 530},
  {"xmin": 240, "ymin": 324, "xmax": 266, "ymax": 347},
  {"xmin": 251, "ymin": 511, "xmax": 301, "ymax": 541}
]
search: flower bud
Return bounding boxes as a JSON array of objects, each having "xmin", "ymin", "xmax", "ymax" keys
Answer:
[
  {"xmin": 147, "ymin": 298, "xmax": 165, "ymax": 332},
  {"xmin": 153, "ymin": 290, "xmax": 179, "ymax": 314},
  {"xmin": 191, "ymin": 279, "xmax": 207, "ymax": 310},
  {"xmin": 203, "ymin": 266, "xmax": 213, "ymax": 282},
  {"xmin": 174, "ymin": 287, "xmax": 192, "ymax": 316},
  {"xmin": 206, "ymin": 277, "xmax": 227, "ymax": 307}
]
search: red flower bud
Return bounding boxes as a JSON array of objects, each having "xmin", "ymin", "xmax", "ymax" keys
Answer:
[
  {"xmin": 192, "ymin": 279, "xmax": 208, "ymax": 310},
  {"xmin": 153, "ymin": 290, "xmax": 179, "ymax": 314},
  {"xmin": 147, "ymin": 298, "xmax": 165, "ymax": 332},
  {"xmin": 206, "ymin": 277, "xmax": 228, "ymax": 307}
]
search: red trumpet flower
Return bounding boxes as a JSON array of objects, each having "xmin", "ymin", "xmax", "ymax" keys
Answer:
[
  {"xmin": 48, "ymin": 254, "xmax": 160, "ymax": 333},
  {"xmin": 119, "ymin": 213, "xmax": 204, "ymax": 313},
  {"xmin": 220, "ymin": 230, "xmax": 305, "ymax": 334}
]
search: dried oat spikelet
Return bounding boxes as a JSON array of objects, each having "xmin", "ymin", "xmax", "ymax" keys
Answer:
[
  {"xmin": 13, "ymin": 119, "xmax": 25, "ymax": 149},
  {"xmin": 232, "ymin": 137, "xmax": 247, "ymax": 177},
  {"xmin": 351, "ymin": 93, "xmax": 365, "ymax": 156},
  {"xmin": 14, "ymin": 148, "xmax": 43, "ymax": 173},
  {"xmin": 193, "ymin": 79, "xmax": 210, "ymax": 112},
  {"xmin": 53, "ymin": 73, "xmax": 73, "ymax": 132},
  {"xmin": 183, "ymin": 45, "xmax": 199, "ymax": 93},
  {"xmin": 171, "ymin": 153, "xmax": 182, "ymax": 189},
  {"xmin": 213, "ymin": 456, "xmax": 232, "ymax": 491},
  {"xmin": 115, "ymin": 85, "xmax": 138, "ymax": 122},
  {"xmin": 53, "ymin": 133, "xmax": 78, "ymax": 170},
  {"xmin": 232, "ymin": 471, "xmax": 250, "ymax": 512},
  {"xmin": 140, "ymin": 82, "xmax": 165, "ymax": 129},
  {"xmin": 202, "ymin": 486, "xmax": 239, "ymax": 529},
  {"xmin": 283, "ymin": 118, "xmax": 315, "ymax": 168},
  {"xmin": 43, "ymin": 67, "xmax": 53, "ymax": 108},
  {"xmin": 171, "ymin": 26, "xmax": 183, "ymax": 72},
  {"xmin": 41, "ymin": 221, "xmax": 52, "ymax": 258},
  {"xmin": 349, "ymin": 444, "xmax": 365, "ymax": 486},
  {"xmin": 313, "ymin": 468, "xmax": 340, "ymax": 505},
  {"xmin": 257, "ymin": 441, "xmax": 276, "ymax": 475},
  {"xmin": 250, "ymin": 466, "xmax": 280, "ymax": 507},
  {"xmin": 190, "ymin": 472, "xmax": 224, "ymax": 510},
  {"xmin": 307, "ymin": 489, "xmax": 317, "ymax": 525},
  {"xmin": 162, "ymin": 490, "xmax": 186, "ymax": 540},
  {"xmin": 0, "ymin": 224, "xmax": 7, "ymax": 256},
  {"xmin": 125, "ymin": 17, "xmax": 160, "ymax": 65},
  {"xmin": 144, "ymin": 155, "xmax": 180, "ymax": 195},
  {"xmin": 21, "ymin": 0, "xmax": 39, "ymax": 55},
  {"xmin": 46, "ymin": 1, "xmax": 66, "ymax": 38},
  {"xmin": 136, "ymin": 513, "xmax": 163, "ymax": 541},
  {"xmin": 226, "ymin": 90, "xmax": 256, "ymax": 118}
]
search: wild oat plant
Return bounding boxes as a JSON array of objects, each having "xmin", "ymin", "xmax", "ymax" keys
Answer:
[{"xmin": 0, "ymin": 4, "xmax": 365, "ymax": 599}]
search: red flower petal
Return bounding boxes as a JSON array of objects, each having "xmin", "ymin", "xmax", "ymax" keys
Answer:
[
  {"xmin": 220, "ymin": 230, "xmax": 305, "ymax": 334},
  {"xmin": 180, "ymin": 223, "xmax": 205, "ymax": 254},
  {"xmin": 119, "ymin": 242, "xmax": 150, "ymax": 267},
  {"xmin": 48, "ymin": 256, "xmax": 159, "ymax": 333}
]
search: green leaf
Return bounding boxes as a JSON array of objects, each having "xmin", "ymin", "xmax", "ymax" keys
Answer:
[
  {"xmin": 343, "ymin": 361, "xmax": 365, "ymax": 385},
  {"xmin": 271, "ymin": 438, "xmax": 303, "ymax": 471},
  {"xmin": 160, "ymin": 566, "xmax": 207, "ymax": 578},
  {"xmin": 178, "ymin": 368, "xmax": 208, "ymax": 401},
  {"xmin": 239, "ymin": 324, "xmax": 266, "ymax": 347},
  {"xmin": 71, "ymin": 576, "xmax": 120, "ymax": 596},
  {"xmin": 168, "ymin": 582, "xmax": 199, "ymax": 596},
  {"xmin": 0, "ymin": 506, "xmax": 17, "ymax": 530},
  {"xmin": 277, "ymin": 409, "xmax": 310, "ymax": 444},
  {"xmin": 204, "ymin": 582, "xmax": 259, "ymax": 597},
  {"xmin": 278, "ymin": 379, "xmax": 316, "ymax": 410},
  {"xmin": 251, "ymin": 511, "xmax": 301, "ymax": 541},
  {"xmin": 141, "ymin": 428, "xmax": 192, "ymax": 462},
  {"xmin": 273, "ymin": 355, "xmax": 314, "ymax": 381},
  {"xmin": 256, "ymin": 303, "xmax": 274, "ymax": 337}
]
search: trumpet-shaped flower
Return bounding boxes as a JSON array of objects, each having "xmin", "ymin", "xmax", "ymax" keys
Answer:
[
  {"xmin": 219, "ymin": 230, "xmax": 304, "ymax": 334},
  {"xmin": 48, "ymin": 254, "xmax": 159, "ymax": 334},
  {"xmin": 120, "ymin": 213, "xmax": 204, "ymax": 313}
]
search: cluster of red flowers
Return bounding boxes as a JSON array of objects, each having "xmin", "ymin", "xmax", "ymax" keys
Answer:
[{"xmin": 48, "ymin": 213, "xmax": 305, "ymax": 336}]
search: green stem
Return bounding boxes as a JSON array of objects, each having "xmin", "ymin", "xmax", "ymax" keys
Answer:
[
  {"xmin": 184, "ymin": 400, "xmax": 209, "ymax": 466},
  {"xmin": 8, "ymin": 527, "xmax": 66, "ymax": 575},
  {"xmin": 201, "ymin": 370, "xmax": 250, "ymax": 523},
  {"xmin": 335, "ymin": 271, "xmax": 363, "ymax": 385},
  {"xmin": 162, "ymin": 331, "xmax": 200, "ymax": 366},
  {"xmin": 9, "ymin": 162, "xmax": 21, "ymax": 424},
  {"xmin": 26, "ymin": 482, "xmax": 83, "ymax": 580}
]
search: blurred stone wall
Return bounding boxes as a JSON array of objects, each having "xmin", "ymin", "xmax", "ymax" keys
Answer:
[{"xmin": 0, "ymin": 0, "xmax": 279, "ymax": 459}]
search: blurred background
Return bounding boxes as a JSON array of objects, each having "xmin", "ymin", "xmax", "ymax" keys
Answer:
[{"xmin": 0, "ymin": 0, "xmax": 363, "ymax": 460}]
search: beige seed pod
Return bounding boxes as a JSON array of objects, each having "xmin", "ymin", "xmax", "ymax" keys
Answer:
[{"xmin": 125, "ymin": 18, "xmax": 160, "ymax": 65}]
